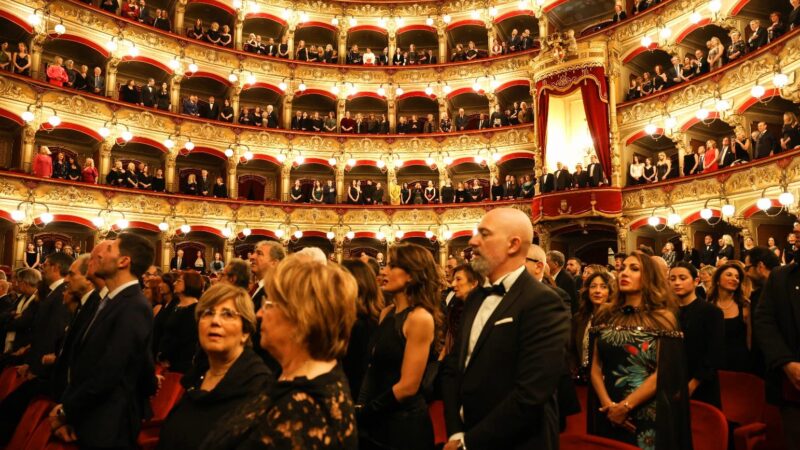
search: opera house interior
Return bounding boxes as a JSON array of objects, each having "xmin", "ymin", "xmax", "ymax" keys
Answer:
[{"xmin": 0, "ymin": 0, "xmax": 799, "ymax": 446}]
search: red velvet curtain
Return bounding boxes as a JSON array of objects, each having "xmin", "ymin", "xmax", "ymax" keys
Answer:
[
  {"xmin": 580, "ymin": 81, "xmax": 611, "ymax": 179},
  {"xmin": 536, "ymin": 92, "xmax": 549, "ymax": 159}
]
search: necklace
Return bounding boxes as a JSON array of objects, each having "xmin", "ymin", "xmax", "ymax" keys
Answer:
[{"xmin": 717, "ymin": 299, "xmax": 737, "ymax": 311}]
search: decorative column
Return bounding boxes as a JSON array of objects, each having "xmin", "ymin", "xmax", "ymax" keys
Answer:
[
  {"xmin": 615, "ymin": 218, "xmax": 629, "ymax": 254},
  {"xmin": 165, "ymin": 151, "xmax": 178, "ymax": 192},
  {"xmin": 280, "ymin": 164, "xmax": 291, "ymax": 202},
  {"xmin": 234, "ymin": 13, "xmax": 245, "ymax": 51},
  {"xmin": 227, "ymin": 159, "xmax": 238, "ymax": 199},
  {"xmin": 606, "ymin": 37, "xmax": 622, "ymax": 187},
  {"xmin": 336, "ymin": 98, "xmax": 346, "ymax": 130},
  {"xmin": 286, "ymin": 27, "xmax": 296, "ymax": 60},
  {"xmin": 388, "ymin": 28, "xmax": 397, "ymax": 65},
  {"xmin": 160, "ymin": 238, "xmax": 172, "ymax": 272},
  {"xmin": 334, "ymin": 236, "xmax": 344, "ymax": 263},
  {"xmin": 174, "ymin": 0, "xmax": 187, "ymax": 36},
  {"xmin": 486, "ymin": 92, "xmax": 499, "ymax": 117},
  {"xmin": 170, "ymin": 76, "xmax": 183, "ymax": 114},
  {"xmin": 437, "ymin": 98, "xmax": 448, "ymax": 124},
  {"xmin": 486, "ymin": 19, "xmax": 495, "ymax": 53},
  {"xmin": 672, "ymin": 131, "xmax": 688, "ymax": 178},
  {"xmin": 282, "ymin": 94, "xmax": 294, "ymax": 129},
  {"xmin": 338, "ymin": 28, "xmax": 348, "ymax": 64},
  {"xmin": 439, "ymin": 241, "xmax": 448, "ymax": 267},
  {"xmin": 387, "ymin": 167, "xmax": 400, "ymax": 205},
  {"xmin": 223, "ymin": 239, "xmax": 234, "ymax": 264},
  {"xmin": 20, "ymin": 125, "xmax": 36, "ymax": 173},
  {"xmin": 105, "ymin": 58, "xmax": 120, "ymax": 99},
  {"xmin": 538, "ymin": 17, "xmax": 548, "ymax": 48},
  {"xmin": 98, "ymin": 141, "xmax": 113, "ymax": 182},
  {"xmin": 533, "ymin": 223, "xmax": 551, "ymax": 250},
  {"xmin": 30, "ymin": 34, "xmax": 46, "ymax": 80},
  {"xmin": 387, "ymin": 92, "xmax": 396, "ymax": 133},
  {"xmin": 230, "ymin": 89, "xmax": 240, "ymax": 123},
  {"xmin": 335, "ymin": 166, "xmax": 345, "ymax": 203},
  {"xmin": 14, "ymin": 228, "xmax": 28, "ymax": 268},
  {"xmin": 437, "ymin": 20, "xmax": 448, "ymax": 64}
]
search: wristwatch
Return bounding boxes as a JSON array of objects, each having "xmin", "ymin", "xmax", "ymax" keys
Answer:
[{"xmin": 56, "ymin": 406, "xmax": 66, "ymax": 419}]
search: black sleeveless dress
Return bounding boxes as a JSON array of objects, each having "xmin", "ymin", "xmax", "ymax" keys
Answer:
[
  {"xmin": 358, "ymin": 307, "xmax": 435, "ymax": 450},
  {"xmin": 722, "ymin": 305, "xmax": 751, "ymax": 372}
]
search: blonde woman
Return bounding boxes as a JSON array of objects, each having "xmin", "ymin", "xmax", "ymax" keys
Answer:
[
  {"xmin": 707, "ymin": 37, "xmax": 724, "ymax": 70},
  {"xmin": 125, "ymin": 162, "xmax": 138, "ymax": 189},
  {"xmin": 82, "ymin": 157, "xmax": 98, "ymax": 183},
  {"xmin": 184, "ymin": 173, "xmax": 198, "ymax": 195},
  {"xmin": 717, "ymin": 234, "xmax": 735, "ymax": 265},
  {"xmin": 781, "ymin": 111, "xmax": 800, "ymax": 150},
  {"xmin": 656, "ymin": 151, "xmax": 671, "ymax": 181}
]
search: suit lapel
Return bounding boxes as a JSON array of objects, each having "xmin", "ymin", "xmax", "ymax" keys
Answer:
[{"xmin": 458, "ymin": 291, "xmax": 484, "ymax": 370}]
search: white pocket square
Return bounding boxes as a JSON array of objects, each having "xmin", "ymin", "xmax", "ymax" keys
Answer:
[{"xmin": 494, "ymin": 317, "xmax": 514, "ymax": 326}]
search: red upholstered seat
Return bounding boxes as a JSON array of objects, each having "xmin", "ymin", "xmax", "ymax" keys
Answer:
[
  {"xmin": 7, "ymin": 397, "xmax": 56, "ymax": 449},
  {"xmin": 136, "ymin": 371, "xmax": 185, "ymax": 450},
  {"xmin": 564, "ymin": 385, "xmax": 588, "ymax": 435},
  {"xmin": 691, "ymin": 400, "xmax": 729, "ymax": 450},
  {"xmin": 0, "ymin": 366, "xmax": 25, "ymax": 402},
  {"xmin": 560, "ymin": 433, "xmax": 640, "ymax": 449},
  {"xmin": 22, "ymin": 418, "xmax": 55, "ymax": 450},
  {"xmin": 429, "ymin": 400, "xmax": 447, "ymax": 445},
  {"xmin": 718, "ymin": 371, "xmax": 768, "ymax": 450}
]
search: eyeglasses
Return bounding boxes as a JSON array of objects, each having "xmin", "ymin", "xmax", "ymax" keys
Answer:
[
  {"xmin": 260, "ymin": 300, "xmax": 276, "ymax": 311},
  {"xmin": 199, "ymin": 307, "xmax": 241, "ymax": 322},
  {"xmin": 526, "ymin": 258, "xmax": 541, "ymax": 264}
]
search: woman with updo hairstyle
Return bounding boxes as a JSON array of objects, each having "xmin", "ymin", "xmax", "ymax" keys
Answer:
[
  {"xmin": 202, "ymin": 255, "xmax": 358, "ymax": 449},
  {"xmin": 158, "ymin": 284, "xmax": 271, "ymax": 450},
  {"xmin": 572, "ymin": 269, "xmax": 614, "ymax": 382},
  {"xmin": 358, "ymin": 243, "xmax": 441, "ymax": 450},
  {"xmin": 588, "ymin": 251, "xmax": 691, "ymax": 450},
  {"xmin": 341, "ymin": 259, "xmax": 385, "ymax": 399}
]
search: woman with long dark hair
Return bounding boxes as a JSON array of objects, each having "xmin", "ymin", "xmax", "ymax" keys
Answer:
[
  {"xmin": 572, "ymin": 269, "xmax": 614, "ymax": 383},
  {"xmin": 588, "ymin": 251, "xmax": 691, "ymax": 450},
  {"xmin": 706, "ymin": 261, "xmax": 752, "ymax": 372},
  {"xmin": 357, "ymin": 243, "xmax": 441, "ymax": 450}
]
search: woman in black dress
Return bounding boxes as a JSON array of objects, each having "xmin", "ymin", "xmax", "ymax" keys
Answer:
[
  {"xmin": 455, "ymin": 181, "xmax": 467, "ymax": 203},
  {"xmin": 290, "ymin": 180, "xmax": 304, "ymax": 203},
  {"xmin": 707, "ymin": 262, "xmax": 751, "ymax": 373},
  {"xmin": 24, "ymin": 243, "xmax": 40, "ymax": 269},
  {"xmin": 358, "ymin": 244, "xmax": 439, "ymax": 450},
  {"xmin": 120, "ymin": 79, "xmax": 140, "ymax": 104},
  {"xmin": 184, "ymin": 173, "xmax": 199, "ymax": 195},
  {"xmin": 400, "ymin": 182, "xmax": 411, "ymax": 205},
  {"xmin": 642, "ymin": 157, "xmax": 657, "ymax": 183},
  {"xmin": 138, "ymin": 165, "xmax": 152, "ymax": 190},
  {"xmin": 683, "ymin": 147, "xmax": 700, "ymax": 176},
  {"xmin": 156, "ymin": 82, "xmax": 171, "ymax": 111},
  {"xmin": 212, "ymin": 176, "xmax": 227, "ymax": 198},
  {"xmin": 12, "ymin": 42, "xmax": 30, "ymax": 76},
  {"xmin": 219, "ymin": 99, "xmax": 233, "ymax": 122},
  {"xmin": 152, "ymin": 168, "xmax": 166, "ymax": 192},
  {"xmin": 157, "ymin": 271, "xmax": 202, "ymax": 373},
  {"xmin": 52, "ymin": 152, "xmax": 67, "ymax": 179},
  {"xmin": 124, "ymin": 162, "xmax": 139, "ymax": 189},
  {"xmin": 66, "ymin": 155, "xmax": 81, "ymax": 181},
  {"xmin": 189, "ymin": 19, "xmax": 204, "ymax": 40},
  {"xmin": 440, "ymin": 180, "xmax": 454, "ymax": 203},
  {"xmin": 490, "ymin": 177, "xmax": 504, "ymax": 201},
  {"xmin": 348, "ymin": 180, "xmax": 361, "ymax": 205},
  {"xmin": 373, "ymin": 182, "xmax": 385, "ymax": 205},
  {"xmin": 469, "ymin": 181, "xmax": 483, "ymax": 201}
]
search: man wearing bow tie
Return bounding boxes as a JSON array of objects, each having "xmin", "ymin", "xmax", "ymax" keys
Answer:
[
  {"xmin": 700, "ymin": 235, "xmax": 719, "ymax": 267},
  {"xmin": 442, "ymin": 208, "xmax": 570, "ymax": 450}
]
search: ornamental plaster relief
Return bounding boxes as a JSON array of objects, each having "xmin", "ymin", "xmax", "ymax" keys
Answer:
[
  {"xmin": 392, "ymin": 209, "xmax": 439, "ymax": 224},
  {"xmin": 290, "ymin": 208, "xmax": 339, "ymax": 224},
  {"xmin": 342, "ymin": 209, "xmax": 390, "ymax": 224},
  {"xmin": 238, "ymin": 205, "xmax": 285, "ymax": 222},
  {"xmin": 41, "ymin": 185, "xmax": 102, "ymax": 207},
  {"xmin": 112, "ymin": 194, "xmax": 169, "ymax": 214}
]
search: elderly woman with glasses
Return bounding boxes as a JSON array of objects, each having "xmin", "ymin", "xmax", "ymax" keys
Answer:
[
  {"xmin": 158, "ymin": 283, "xmax": 272, "ymax": 450},
  {"xmin": 201, "ymin": 254, "xmax": 358, "ymax": 449}
]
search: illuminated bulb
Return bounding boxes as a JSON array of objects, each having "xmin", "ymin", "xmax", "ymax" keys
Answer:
[
  {"xmin": 444, "ymin": 156, "xmax": 453, "ymax": 165},
  {"xmin": 519, "ymin": 0, "xmax": 527, "ymax": 9},
  {"xmin": 426, "ymin": 157, "xmax": 435, "ymax": 166},
  {"xmin": 773, "ymin": 73, "xmax": 789, "ymax": 88},
  {"xmin": 396, "ymin": 17, "xmax": 404, "ymax": 27},
  {"xmin": 472, "ymin": 82, "xmax": 482, "ymax": 92},
  {"xmin": 295, "ymin": 155, "xmax": 305, "ymax": 165},
  {"xmin": 472, "ymin": 228, "xmax": 478, "ymax": 236},
  {"xmin": 184, "ymin": 140, "xmax": 195, "ymax": 151},
  {"xmin": 180, "ymin": 224, "xmax": 191, "ymax": 234},
  {"xmin": 293, "ymin": 230, "xmax": 303, "ymax": 239},
  {"xmin": 106, "ymin": 39, "xmax": 118, "ymax": 52},
  {"xmin": 277, "ymin": 154, "xmax": 286, "ymax": 163},
  {"xmin": 47, "ymin": 114, "xmax": 61, "ymax": 127},
  {"xmin": 331, "ymin": 85, "xmax": 340, "ymax": 95},
  {"xmin": 425, "ymin": 230, "xmax": 434, "ymax": 239},
  {"xmin": 121, "ymin": 130, "xmax": 133, "ymax": 142},
  {"xmin": 695, "ymin": 108, "xmax": 709, "ymax": 121},
  {"xmin": 757, "ymin": 197, "xmax": 772, "ymax": 210},
  {"xmin": 489, "ymin": 6, "xmax": 498, "ymax": 16},
  {"xmin": 224, "ymin": 148, "xmax": 234, "ymax": 158},
  {"xmin": 443, "ymin": 84, "xmax": 452, "ymax": 95},
  {"xmin": 376, "ymin": 160, "xmax": 385, "ymax": 168},
  {"xmin": 21, "ymin": 110, "xmax": 35, "ymax": 122},
  {"xmin": 376, "ymin": 231, "xmax": 385, "ymax": 241},
  {"xmin": 443, "ymin": 15, "xmax": 451, "ymax": 23},
  {"xmin": 11, "ymin": 210, "xmax": 25, "ymax": 222},
  {"xmin": 98, "ymin": 127, "xmax": 111, "ymax": 138},
  {"xmin": 158, "ymin": 222, "xmax": 169, "ymax": 231},
  {"xmin": 721, "ymin": 204, "xmax": 735, "ymax": 217},
  {"xmin": 659, "ymin": 27, "xmax": 672, "ymax": 40},
  {"xmin": 377, "ymin": 86, "xmax": 386, "ymax": 96},
  {"xmin": 709, "ymin": 0, "xmax": 722, "ymax": 13},
  {"xmin": 275, "ymin": 229, "xmax": 285, "ymax": 238},
  {"xmin": 443, "ymin": 230, "xmax": 453, "ymax": 240},
  {"xmin": 471, "ymin": 10, "xmax": 480, "ymax": 19},
  {"xmin": 346, "ymin": 158, "xmax": 356, "ymax": 167},
  {"xmin": 662, "ymin": 117, "xmax": 676, "ymax": 131},
  {"xmin": 640, "ymin": 35, "xmax": 653, "ymax": 48},
  {"xmin": 233, "ymin": 0, "xmax": 242, "ymax": 8},
  {"xmin": 281, "ymin": 8, "xmax": 291, "ymax": 19},
  {"xmin": 298, "ymin": 82, "xmax": 307, "ymax": 91},
  {"xmin": 349, "ymin": 17, "xmax": 357, "ymax": 27},
  {"xmin": 378, "ymin": 17, "xmax": 387, "ymax": 27},
  {"xmin": 331, "ymin": 18, "xmax": 339, "ymax": 26},
  {"xmin": 323, "ymin": 231, "xmax": 334, "ymax": 240},
  {"xmin": 667, "ymin": 213, "xmax": 681, "ymax": 226},
  {"xmin": 395, "ymin": 230, "xmax": 404, "ymax": 239},
  {"xmin": 26, "ymin": 13, "xmax": 42, "ymax": 26},
  {"xmin": 490, "ymin": 78, "xmax": 500, "ymax": 90},
  {"xmin": 128, "ymin": 45, "xmax": 139, "ymax": 57},
  {"xmin": 700, "ymin": 208, "xmax": 713, "ymax": 220},
  {"xmin": 116, "ymin": 219, "xmax": 129, "ymax": 229},
  {"xmin": 168, "ymin": 58, "xmax": 180, "ymax": 70},
  {"xmin": 715, "ymin": 99, "xmax": 731, "ymax": 112},
  {"xmin": 394, "ymin": 159, "xmax": 403, "ymax": 167},
  {"xmin": 163, "ymin": 138, "xmax": 174, "ymax": 149},
  {"xmin": 647, "ymin": 216, "xmax": 660, "ymax": 227},
  {"xmin": 299, "ymin": 12, "xmax": 309, "ymax": 23},
  {"xmin": 249, "ymin": 2, "xmax": 259, "ymax": 12},
  {"xmin": 242, "ymin": 228, "xmax": 252, "ymax": 236},
  {"xmin": 690, "ymin": 12, "xmax": 702, "ymax": 24},
  {"xmin": 278, "ymin": 81, "xmax": 287, "ymax": 91},
  {"xmin": 424, "ymin": 86, "xmax": 433, "ymax": 96},
  {"xmin": 228, "ymin": 73, "xmax": 238, "ymax": 83},
  {"xmin": 243, "ymin": 150, "xmax": 253, "ymax": 160},
  {"xmin": 345, "ymin": 231, "xmax": 355, "ymax": 240},
  {"xmin": 426, "ymin": 17, "xmax": 434, "ymax": 26},
  {"xmin": 347, "ymin": 84, "xmax": 357, "ymax": 95},
  {"xmin": 474, "ymin": 155, "xmax": 485, "ymax": 164},
  {"xmin": 395, "ymin": 86, "xmax": 404, "ymax": 96},
  {"xmin": 222, "ymin": 228, "xmax": 232, "ymax": 238},
  {"xmin": 644, "ymin": 123, "xmax": 658, "ymax": 135},
  {"xmin": 54, "ymin": 23, "xmax": 66, "ymax": 35},
  {"xmin": 492, "ymin": 152, "xmax": 501, "ymax": 162},
  {"xmin": 779, "ymin": 191, "xmax": 795, "ymax": 206},
  {"xmin": 188, "ymin": 63, "xmax": 198, "ymax": 73},
  {"xmin": 40, "ymin": 212, "xmax": 54, "ymax": 224},
  {"xmin": 327, "ymin": 157, "xmax": 337, "ymax": 166},
  {"xmin": 92, "ymin": 217, "xmax": 105, "ymax": 227}
]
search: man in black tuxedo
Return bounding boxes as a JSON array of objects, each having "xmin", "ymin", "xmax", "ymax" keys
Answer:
[
  {"xmin": 538, "ymin": 169, "xmax": 554, "ymax": 193},
  {"xmin": 323, "ymin": 179, "xmax": 336, "ymax": 204},
  {"xmin": 547, "ymin": 250, "xmax": 578, "ymax": 314},
  {"xmin": 49, "ymin": 233, "xmax": 157, "ymax": 449},
  {"xmin": 699, "ymin": 235, "xmax": 718, "ymax": 267},
  {"xmin": 140, "ymin": 78, "xmax": 156, "ymax": 107},
  {"xmin": 755, "ymin": 121, "xmax": 779, "ymax": 159},
  {"xmin": 204, "ymin": 96, "xmax": 220, "ymax": 121},
  {"xmin": 455, "ymin": 108, "xmax": 469, "ymax": 131},
  {"xmin": 264, "ymin": 105, "xmax": 279, "ymax": 128},
  {"xmin": 88, "ymin": 67, "xmax": 105, "ymax": 95},
  {"xmin": 442, "ymin": 208, "xmax": 569, "ymax": 450},
  {"xmin": 718, "ymin": 136, "xmax": 736, "ymax": 168},
  {"xmin": 587, "ymin": 155, "xmax": 606, "ymax": 186},
  {"xmin": 249, "ymin": 240, "xmax": 285, "ymax": 373},
  {"xmin": 611, "ymin": 3, "xmax": 627, "ymax": 22},
  {"xmin": 1, "ymin": 269, "xmax": 39, "ymax": 360},
  {"xmin": 170, "ymin": 248, "xmax": 187, "ymax": 270},
  {"xmin": 477, "ymin": 113, "xmax": 491, "ymax": 130},
  {"xmin": 748, "ymin": 19, "xmax": 768, "ymax": 51},
  {"xmin": 198, "ymin": 168, "xmax": 211, "ymax": 196},
  {"xmin": 694, "ymin": 49, "xmax": 710, "ymax": 75},
  {"xmin": 264, "ymin": 37, "xmax": 277, "ymax": 56},
  {"xmin": 554, "ymin": 162, "xmax": 572, "ymax": 191},
  {"xmin": 35, "ymin": 238, "xmax": 47, "ymax": 260}
]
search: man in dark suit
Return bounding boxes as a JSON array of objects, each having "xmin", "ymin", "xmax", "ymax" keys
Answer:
[
  {"xmin": 748, "ymin": 19, "xmax": 768, "ymax": 51},
  {"xmin": 667, "ymin": 55, "xmax": 686, "ymax": 87},
  {"xmin": 0, "ymin": 269, "xmax": 39, "ymax": 361},
  {"xmin": 718, "ymin": 136, "xmax": 736, "ymax": 168},
  {"xmin": 477, "ymin": 113, "xmax": 491, "ymax": 130},
  {"xmin": 572, "ymin": 164, "xmax": 589, "ymax": 188},
  {"xmin": 554, "ymin": 162, "xmax": 572, "ymax": 191},
  {"xmin": 755, "ymin": 225, "xmax": 800, "ymax": 448},
  {"xmin": 699, "ymin": 234, "xmax": 719, "ymax": 267},
  {"xmin": 140, "ymin": 78, "xmax": 156, "ymax": 107},
  {"xmin": 264, "ymin": 37, "xmax": 277, "ymax": 56},
  {"xmin": 547, "ymin": 250, "xmax": 579, "ymax": 314},
  {"xmin": 170, "ymin": 248, "xmax": 187, "ymax": 270},
  {"xmin": 49, "ymin": 233, "xmax": 157, "ymax": 449},
  {"xmin": 35, "ymin": 238, "xmax": 47, "ymax": 260},
  {"xmin": 264, "ymin": 105, "xmax": 279, "ymax": 128},
  {"xmin": 538, "ymin": 169, "xmax": 554, "ymax": 194},
  {"xmin": 204, "ymin": 96, "xmax": 220, "ymax": 121},
  {"xmin": 611, "ymin": 3, "xmax": 627, "ymax": 22},
  {"xmin": 88, "ymin": 67, "xmax": 105, "ymax": 95},
  {"xmin": 520, "ymin": 29, "xmax": 534, "ymax": 50},
  {"xmin": 324, "ymin": 179, "xmax": 336, "ymax": 204},
  {"xmin": 755, "ymin": 121, "xmax": 779, "ymax": 158},
  {"xmin": 249, "ymin": 241, "xmax": 285, "ymax": 373},
  {"xmin": 694, "ymin": 49, "xmax": 710, "ymax": 75},
  {"xmin": 587, "ymin": 155, "xmax": 606, "ymax": 186},
  {"xmin": 198, "ymin": 169, "xmax": 211, "ymax": 196},
  {"xmin": 455, "ymin": 108, "xmax": 469, "ymax": 131},
  {"xmin": 442, "ymin": 208, "xmax": 569, "ymax": 450}
]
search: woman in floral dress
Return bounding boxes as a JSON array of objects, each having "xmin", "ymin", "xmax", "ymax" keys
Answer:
[{"xmin": 588, "ymin": 250, "xmax": 692, "ymax": 450}]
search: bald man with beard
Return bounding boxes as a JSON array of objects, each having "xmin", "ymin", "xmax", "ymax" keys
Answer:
[{"xmin": 442, "ymin": 208, "xmax": 570, "ymax": 450}]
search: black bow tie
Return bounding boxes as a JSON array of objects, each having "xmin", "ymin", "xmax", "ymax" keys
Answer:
[{"xmin": 482, "ymin": 284, "xmax": 506, "ymax": 297}]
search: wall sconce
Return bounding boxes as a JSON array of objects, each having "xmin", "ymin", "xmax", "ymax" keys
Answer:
[
  {"xmin": 158, "ymin": 213, "xmax": 191, "ymax": 237},
  {"xmin": 647, "ymin": 205, "xmax": 681, "ymax": 232},
  {"xmin": 168, "ymin": 55, "xmax": 198, "ymax": 76},
  {"xmin": 27, "ymin": 8, "xmax": 66, "ymax": 37},
  {"xmin": 222, "ymin": 220, "xmax": 252, "ymax": 240},
  {"xmin": 99, "ymin": 117, "xmax": 134, "ymax": 146},
  {"xmin": 757, "ymin": 186, "xmax": 795, "ymax": 216},
  {"xmin": 11, "ymin": 197, "xmax": 53, "ymax": 230},
  {"xmin": 226, "ymin": 143, "xmax": 253, "ymax": 164},
  {"xmin": 163, "ymin": 133, "xmax": 194, "ymax": 153}
]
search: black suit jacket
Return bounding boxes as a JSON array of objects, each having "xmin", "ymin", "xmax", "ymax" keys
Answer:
[
  {"xmin": 442, "ymin": 270, "xmax": 570, "ymax": 450},
  {"xmin": 699, "ymin": 244, "xmax": 719, "ymax": 267},
  {"xmin": 264, "ymin": 111, "xmax": 279, "ymax": 128},
  {"xmin": 695, "ymin": 57, "xmax": 710, "ymax": 75},
  {"xmin": 612, "ymin": 11, "xmax": 627, "ymax": 22},
  {"xmin": 52, "ymin": 290, "xmax": 100, "ymax": 398},
  {"xmin": 170, "ymin": 256, "xmax": 188, "ymax": 270},
  {"xmin": 88, "ymin": 75, "xmax": 105, "ymax": 94},
  {"xmin": 718, "ymin": 146, "xmax": 736, "ymax": 168},
  {"xmin": 26, "ymin": 282, "xmax": 70, "ymax": 378},
  {"xmin": 555, "ymin": 270, "xmax": 578, "ymax": 314},
  {"xmin": 790, "ymin": 6, "xmax": 800, "ymax": 29},
  {"xmin": 755, "ymin": 263, "xmax": 800, "ymax": 404},
  {"xmin": 539, "ymin": 174, "xmax": 554, "ymax": 193},
  {"xmin": 140, "ymin": 85, "xmax": 156, "ymax": 107},
  {"xmin": 554, "ymin": 169, "xmax": 572, "ymax": 191},
  {"xmin": 587, "ymin": 163, "xmax": 605, "ymax": 186},
  {"xmin": 455, "ymin": 114, "xmax": 469, "ymax": 131},
  {"xmin": 61, "ymin": 283, "xmax": 156, "ymax": 448},
  {"xmin": 572, "ymin": 171, "xmax": 589, "ymax": 188},
  {"xmin": 749, "ymin": 26, "xmax": 768, "ymax": 50},
  {"xmin": 756, "ymin": 131, "xmax": 778, "ymax": 159},
  {"xmin": 477, "ymin": 118, "xmax": 491, "ymax": 130}
]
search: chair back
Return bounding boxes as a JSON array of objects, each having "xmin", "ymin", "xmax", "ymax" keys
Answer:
[
  {"xmin": 560, "ymin": 433, "xmax": 640, "ymax": 449},
  {"xmin": 7, "ymin": 397, "xmax": 56, "ymax": 450},
  {"xmin": 691, "ymin": 400, "xmax": 729, "ymax": 450},
  {"xmin": 719, "ymin": 370, "xmax": 766, "ymax": 425},
  {"xmin": 150, "ymin": 371, "xmax": 185, "ymax": 422},
  {"xmin": 428, "ymin": 400, "xmax": 447, "ymax": 445},
  {"xmin": 0, "ymin": 366, "xmax": 25, "ymax": 402}
]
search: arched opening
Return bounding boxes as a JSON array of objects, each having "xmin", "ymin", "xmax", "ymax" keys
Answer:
[
  {"xmin": 346, "ymin": 27, "xmax": 389, "ymax": 63},
  {"xmin": 686, "ymin": 216, "xmax": 743, "ymax": 260},
  {"xmin": 625, "ymin": 132, "xmax": 679, "ymax": 185},
  {"xmin": 675, "ymin": 24, "xmax": 731, "ymax": 64},
  {"xmin": 683, "ymin": 117, "xmax": 736, "ymax": 173},
  {"xmin": 546, "ymin": 1, "xmax": 615, "ymax": 39},
  {"xmin": 750, "ymin": 209, "xmax": 795, "ymax": 252},
  {"xmin": 344, "ymin": 164, "xmax": 387, "ymax": 204},
  {"xmin": 237, "ymin": 157, "xmax": 281, "ymax": 200},
  {"xmin": 0, "ymin": 13, "xmax": 33, "ymax": 58},
  {"xmin": 396, "ymin": 93, "xmax": 438, "ymax": 131},
  {"xmin": 550, "ymin": 223, "xmax": 617, "ymax": 265},
  {"xmin": 447, "ymin": 89, "xmax": 490, "ymax": 130},
  {"xmin": 624, "ymin": 48, "xmax": 673, "ymax": 96},
  {"xmin": 289, "ymin": 159, "xmax": 335, "ymax": 202},
  {"xmin": 239, "ymin": 84, "xmax": 284, "ymax": 125},
  {"xmin": 396, "ymin": 26, "xmax": 438, "ymax": 60},
  {"xmin": 35, "ymin": 127, "xmax": 101, "ymax": 180},
  {"xmin": 400, "ymin": 235, "xmax": 440, "ymax": 255},
  {"xmin": 448, "ymin": 159, "xmax": 490, "ymax": 199},
  {"xmin": 733, "ymin": 0, "xmax": 790, "ymax": 24},
  {"xmin": 396, "ymin": 162, "xmax": 439, "ymax": 200},
  {"xmin": 175, "ymin": 148, "xmax": 228, "ymax": 194},
  {"xmin": 175, "ymin": 228, "xmax": 226, "ymax": 270},
  {"xmin": 495, "ymin": 81, "xmax": 533, "ymax": 125},
  {"xmin": 737, "ymin": 95, "xmax": 800, "ymax": 153},
  {"xmin": 447, "ymin": 22, "xmax": 488, "ymax": 60},
  {"xmin": 183, "ymin": 1, "xmax": 235, "ymax": 42},
  {"xmin": 116, "ymin": 59, "xmax": 172, "ymax": 102},
  {"xmin": 294, "ymin": 23, "xmax": 337, "ymax": 59},
  {"xmin": 109, "ymin": 140, "xmax": 168, "ymax": 189},
  {"xmin": 41, "ymin": 37, "xmax": 108, "ymax": 85},
  {"xmin": 496, "ymin": 154, "xmax": 536, "ymax": 196},
  {"xmin": 345, "ymin": 236, "xmax": 384, "ymax": 259},
  {"xmin": 493, "ymin": 11, "xmax": 539, "ymax": 52},
  {"xmin": 242, "ymin": 14, "xmax": 287, "ymax": 49},
  {"xmin": 179, "ymin": 73, "xmax": 231, "ymax": 115},
  {"xmin": 0, "ymin": 113, "xmax": 23, "ymax": 170},
  {"xmin": 291, "ymin": 91, "xmax": 337, "ymax": 129},
  {"xmin": 345, "ymin": 94, "xmax": 388, "ymax": 132},
  {"xmin": 30, "ymin": 218, "xmax": 98, "ymax": 260},
  {"xmin": 288, "ymin": 234, "xmax": 334, "ymax": 255},
  {"xmin": 446, "ymin": 235, "xmax": 472, "ymax": 262}
]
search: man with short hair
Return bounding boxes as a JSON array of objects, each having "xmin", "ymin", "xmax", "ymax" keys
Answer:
[
  {"xmin": 694, "ymin": 49, "xmax": 710, "ymax": 75},
  {"xmin": 755, "ymin": 121, "xmax": 779, "ymax": 159},
  {"xmin": 140, "ymin": 78, "xmax": 156, "ymax": 107},
  {"xmin": 699, "ymin": 235, "xmax": 718, "ymax": 267},
  {"xmin": 748, "ymin": 19, "xmax": 768, "ymax": 50},
  {"xmin": 565, "ymin": 257, "xmax": 582, "ymax": 279},
  {"xmin": 614, "ymin": 253, "xmax": 626, "ymax": 272},
  {"xmin": 221, "ymin": 258, "xmax": 250, "ymax": 290},
  {"xmin": 2, "ymin": 269, "xmax": 40, "ymax": 355},
  {"xmin": 50, "ymin": 233, "xmax": 156, "ymax": 448},
  {"xmin": 249, "ymin": 240, "xmax": 285, "ymax": 372},
  {"xmin": 670, "ymin": 261, "xmax": 724, "ymax": 407},
  {"xmin": 746, "ymin": 246, "xmax": 780, "ymax": 376},
  {"xmin": 455, "ymin": 108, "xmax": 468, "ymax": 131},
  {"xmin": 54, "ymin": 240, "xmax": 64, "ymax": 254},
  {"xmin": 791, "ymin": 0, "xmax": 800, "ymax": 30},
  {"xmin": 204, "ymin": 95, "xmax": 220, "ymax": 121},
  {"xmin": 88, "ymin": 67, "xmax": 105, "ymax": 95},
  {"xmin": 170, "ymin": 248, "xmax": 187, "ymax": 271},
  {"xmin": 587, "ymin": 154, "xmax": 607, "ymax": 187},
  {"xmin": 442, "ymin": 208, "xmax": 569, "ymax": 450},
  {"xmin": 547, "ymin": 250, "xmax": 578, "ymax": 313}
]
